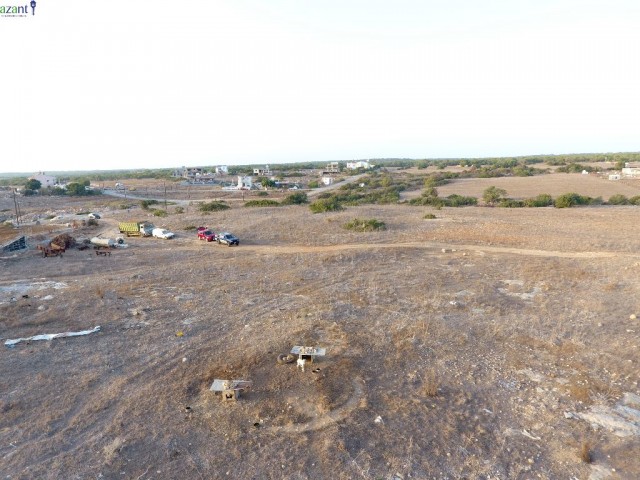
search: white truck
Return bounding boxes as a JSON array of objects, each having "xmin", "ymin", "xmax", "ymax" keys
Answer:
[{"xmin": 152, "ymin": 228, "xmax": 175, "ymax": 239}]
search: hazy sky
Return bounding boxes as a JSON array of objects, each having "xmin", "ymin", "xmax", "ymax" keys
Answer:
[{"xmin": 2, "ymin": 0, "xmax": 639, "ymax": 173}]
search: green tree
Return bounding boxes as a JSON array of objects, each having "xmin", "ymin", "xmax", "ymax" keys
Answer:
[
  {"xmin": 482, "ymin": 186, "xmax": 507, "ymax": 205},
  {"xmin": 25, "ymin": 179, "xmax": 42, "ymax": 191},
  {"xmin": 66, "ymin": 182, "xmax": 88, "ymax": 196},
  {"xmin": 259, "ymin": 177, "xmax": 277, "ymax": 189}
]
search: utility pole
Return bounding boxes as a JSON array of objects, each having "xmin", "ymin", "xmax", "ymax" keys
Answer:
[
  {"xmin": 164, "ymin": 181, "xmax": 167, "ymax": 211},
  {"xmin": 12, "ymin": 189, "xmax": 20, "ymax": 225}
]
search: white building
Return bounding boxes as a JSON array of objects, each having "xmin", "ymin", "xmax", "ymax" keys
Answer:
[
  {"xmin": 215, "ymin": 165, "xmax": 229, "ymax": 174},
  {"xmin": 29, "ymin": 172, "xmax": 57, "ymax": 187},
  {"xmin": 321, "ymin": 176, "xmax": 334, "ymax": 186},
  {"xmin": 237, "ymin": 176, "xmax": 253, "ymax": 189},
  {"xmin": 621, "ymin": 165, "xmax": 640, "ymax": 178},
  {"xmin": 253, "ymin": 165, "xmax": 272, "ymax": 176},
  {"xmin": 322, "ymin": 162, "xmax": 340, "ymax": 175},
  {"xmin": 346, "ymin": 160, "xmax": 373, "ymax": 170}
]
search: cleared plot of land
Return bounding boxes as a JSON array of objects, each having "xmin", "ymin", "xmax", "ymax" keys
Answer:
[
  {"xmin": 1, "ymin": 186, "xmax": 639, "ymax": 479},
  {"xmin": 435, "ymin": 173, "xmax": 640, "ymax": 200}
]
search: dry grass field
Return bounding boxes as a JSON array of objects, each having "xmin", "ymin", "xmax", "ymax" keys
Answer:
[{"xmin": 1, "ymin": 174, "xmax": 639, "ymax": 479}]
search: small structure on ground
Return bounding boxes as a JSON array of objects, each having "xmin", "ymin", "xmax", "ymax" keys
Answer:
[
  {"xmin": 210, "ymin": 379, "xmax": 252, "ymax": 402},
  {"xmin": 291, "ymin": 346, "xmax": 326, "ymax": 372},
  {"xmin": 291, "ymin": 346, "xmax": 326, "ymax": 362}
]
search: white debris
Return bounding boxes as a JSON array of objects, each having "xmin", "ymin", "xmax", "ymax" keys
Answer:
[{"xmin": 5, "ymin": 326, "xmax": 101, "ymax": 347}]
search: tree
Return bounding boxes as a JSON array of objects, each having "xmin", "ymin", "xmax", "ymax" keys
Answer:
[
  {"xmin": 65, "ymin": 182, "xmax": 88, "ymax": 196},
  {"xmin": 482, "ymin": 186, "xmax": 507, "ymax": 205},
  {"xmin": 25, "ymin": 179, "xmax": 42, "ymax": 191},
  {"xmin": 259, "ymin": 177, "xmax": 277, "ymax": 189}
]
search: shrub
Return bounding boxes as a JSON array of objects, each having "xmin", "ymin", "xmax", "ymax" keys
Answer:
[
  {"xmin": 558, "ymin": 163, "xmax": 592, "ymax": 173},
  {"xmin": 423, "ymin": 213, "xmax": 437, "ymax": 219},
  {"xmin": 498, "ymin": 198, "xmax": 525, "ymax": 208},
  {"xmin": 174, "ymin": 206, "xmax": 184, "ymax": 214},
  {"xmin": 141, "ymin": 199, "xmax": 159, "ymax": 210},
  {"xmin": 554, "ymin": 193, "xmax": 591, "ymax": 208},
  {"xmin": 308, "ymin": 180, "xmax": 320, "ymax": 188},
  {"xmin": 281, "ymin": 192, "xmax": 309, "ymax": 205},
  {"xmin": 152, "ymin": 209, "xmax": 168, "ymax": 217},
  {"xmin": 444, "ymin": 194, "xmax": 477, "ymax": 207},
  {"xmin": 184, "ymin": 225, "xmax": 197, "ymax": 231},
  {"xmin": 483, "ymin": 186, "xmax": 507, "ymax": 205},
  {"xmin": 409, "ymin": 196, "xmax": 444, "ymax": 207},
  {"xmin": 630, "ymin": 196, "xmax": 640, "ymax": 205},
  {"xmin": 524, "ymin": 194, "xmax": 553, "ymax": 207},
  {"xmin": 244, "ymin": 199, "xmax": 280, "ymax": 207},
  {"xmin": 199, "ymin": 201, "xmax": 230, "ymax": 212},
  {"xmin": 343, "ymin": 218, "xmax": 387, "ymax": 232},
  {"xmin": 256, "ymin": 191, "xmax": 269, "ymax": 197},
  {"xmin": 309, "ymin": 198, "xmax": 343, "ymax": 213},
  {"xmin": 608, "ymin": 194, "xmax": 628, "ymax": 205}
]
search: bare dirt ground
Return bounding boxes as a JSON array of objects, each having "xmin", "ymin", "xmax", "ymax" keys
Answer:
[
  {"xmin": 434, "ymin": 173, "xmax": 640, "ymax": 201},
  {"xmin": 1, "ymin": 180, "xmax": 640, "ymax": 479}
]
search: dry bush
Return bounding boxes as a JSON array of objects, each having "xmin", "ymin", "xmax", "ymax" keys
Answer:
[
  {"xmin": 423, "ymin": 369, "xmax": 439, "ymax": 397},
  {"xmin": 580, "ymin": 441, "xmax": 594, "ymax": 463}
]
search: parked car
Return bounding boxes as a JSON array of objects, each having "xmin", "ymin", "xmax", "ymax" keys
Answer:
[
  {"xmin": 198, "ymin": 229, "xmax": 217, "ymax": 242},
  {"xmin": 88, "ymin": 213, "xmax": 101, "ymax": 219},
  {"xmin": 217, "ymin": 232, "xmax": 239, "ymax": 246},
  {"xmin": 152, "ymin": 228, "xmax": 175, "ymax": 239}
]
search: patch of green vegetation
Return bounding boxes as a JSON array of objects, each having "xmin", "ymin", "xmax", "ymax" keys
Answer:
[
  {"xmin": 498, "ymin": 198, "xmax": 525, "ymax": 208},
  {"xmin": 554, "ymin": 192, "xmax": 593, "ymax": 208},
  {"xmin": 198, "ymin": 201, "xmax": 230, "ymax": 212},
  {"xmin": 523, "ymin": 194, "xmax": 553, "ymax": 207},
  {"xmin": 482, "ymin": 186, "xmax": 507, "ymax": 205},
  {"xmin": 244, "ymin": 199, "xmax": 280, "ymax": 207},
  {"xmin": 141, "ymin": 199, "xmax": 159, "ymax": 210},
  {"xmin": 557, "ymin": 163, "xmax": 594, "ymax": 173},
  {"xmin": 343, "ymin": 218, "xmax": 387, "ymax": 232},
  {"xmin": 281, "ymin": 192, "xmax": 308, "ymax": 205},
  {"xmin": 309, "ymin": 198, "xmax": 344, "ymax": 213},
  {"xmin": 152, "ymin": 209, "xmax": 168, "ymax": 217},
  {"xmin": 423, "ymin": 213, "xmax": 437, "ymax": 219},
  {"xmin": 608, "ymin": 194, "xmax": 629, "ymax": 205}
]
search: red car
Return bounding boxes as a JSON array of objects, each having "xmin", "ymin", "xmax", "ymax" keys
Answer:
[{"xmin": 197, "ymin": 228, "xmax": 217, "ymax": 242}]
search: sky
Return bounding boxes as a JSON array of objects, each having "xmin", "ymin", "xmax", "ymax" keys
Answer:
[{"xmin": 1, "ymin": 0, "xmax": 639, "ymax": 173}]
